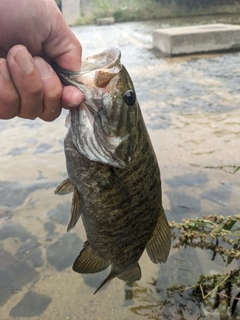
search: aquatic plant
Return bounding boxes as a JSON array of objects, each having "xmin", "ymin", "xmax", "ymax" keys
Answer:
[{"xmin": 169, "ymin": 214, "xmax": 240, "ymax": 316}]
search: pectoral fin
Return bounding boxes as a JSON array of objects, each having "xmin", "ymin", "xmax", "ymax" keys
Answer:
[
  {"xmin": 118, "ymin": 263, "xmax": 141, "ymax": 281},
  {"xmin": 67, "ymin": 187, "xmax": 81, "ymax": 232},
  {"xmin": 54, "ymin": 178, "xmax": 74, "ymax": 195},
  {"xmin": 146, "ymin": 207, "xmax": 171, "ymax": 263},
  {"xmin": 73, "ymin": 242, "xmax": 110, "ymax": 274}
]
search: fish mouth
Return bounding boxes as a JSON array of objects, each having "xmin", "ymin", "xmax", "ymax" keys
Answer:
[{"xmin": 81, "ymin": 47, "xmax": 121, "ymax": 72}]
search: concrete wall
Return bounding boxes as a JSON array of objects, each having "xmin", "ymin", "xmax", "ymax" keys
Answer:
[
  {"xmin": 153, "ymin": 23, "xmax": 240, "ymax": 56},
  {"xmin": 61, "ymin": 0, "xmax": 81, "ymax": 25}
]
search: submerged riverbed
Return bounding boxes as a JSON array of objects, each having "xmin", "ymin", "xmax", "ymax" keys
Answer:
[{"xmin": 0, "ymin": 16, "xmax": 240, "ymax": 320}]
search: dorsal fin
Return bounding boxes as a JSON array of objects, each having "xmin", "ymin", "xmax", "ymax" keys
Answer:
[{"xmin": 146, "ymin": 207, "xmax": 171, "ymax": 263}]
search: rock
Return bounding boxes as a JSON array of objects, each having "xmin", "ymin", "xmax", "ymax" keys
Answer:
[
  {"xmin": 153, "ymin": 24, "xmax": 240, "ymax": 56},
  {"xmin": 0, "ymin": 250, "xmax": 39, "ymax": 307},
  {"xmin": 10, "ymin": 291, "xmax": 52, "ymax": 317},
  {"xmin": 46, "ymin": 233, "xmax": 83, "ymax": 271},
  {"xmin": 16, "ymin": 238, "xmax": 44, "ymax": 268},
  {"xmin": 47, "ymin": 202, "xmax": 71, "ymax": 225},
  {"xmin": 96, "ymin": 17, "xmax": 115, "ymax": 25}
]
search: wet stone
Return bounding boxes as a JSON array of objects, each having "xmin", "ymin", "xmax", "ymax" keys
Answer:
[
  {"xmin": 7, "ymin": 147, "xmax": 28, "ymax": 156},
  {"xmin": 44, "ymin": 222, "xmax": 57, "ymax": 241},
  {"xmin": 0, "ymin": 221, "xmax": 32, "ymax": 242},
  {"xmin": 147, "ymin": 115, "xmax": 170, "ymax": 130},
  {"xmin": 166, "ymin": 173, "xmax": 208, "ymax": 188},
  {"xmin": 34, "ymin": 143, "xmax": 52, "ymax": 154},
  {"xmin": 44, "ymin": 221, "xmax": 56, "ymax": 233},
  {"xmin": 96, "ymin": 17, "xmax": 115, "ymax": 25},
  {"xmin": 16, "ymin": 238, "xmax": 44, "ymax": 268},
  {"xmin": 10, "ymin": 291, "xmax": 52, "ymax": 318},
  {"xmin": 0, "ymin": 181, "xmax": 56, "ymax": 208},
  {"xmin": 82, "ymin": 270, "xmax": 109, "ymax": 289},
  {"xmin": 166, "ymin": 191, "xmax": 201, "ymax": 220},
  {"xmin": 46, "ymin": 233, "xmax": 83, "ymax": 271},
  {"xmin": 0, "ymin": 249, "xmax": 39, "ymax": 307},
  {"xmin": 201, "ymin": 183, "xmax": 232, "ymax": 205},
  {"xmin": 47, "ymin": 202, "xmax": 71, "ymax": 225},
  {"xmin": 0, "ymin": 121, "xmax": 8, "ymax": 132}
]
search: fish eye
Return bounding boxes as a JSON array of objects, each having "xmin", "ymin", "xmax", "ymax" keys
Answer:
[{"xmin": 123, "ymin": 90, "xmax": 135, "ymax": 106}]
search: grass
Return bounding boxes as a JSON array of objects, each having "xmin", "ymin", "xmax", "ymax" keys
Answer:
[{"xmin": 75, "ymin": 0, "xmax": 240, "ymax": 25}]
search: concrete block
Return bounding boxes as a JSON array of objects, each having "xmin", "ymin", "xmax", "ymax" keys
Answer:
[
  {"xmin": 96, "ymin": 17, "xmax": 115, "ymax": 26},
  {"xmin": 61, "ymin": 0, "xmax": 81, "ymax": 25},
  {"xmin": 153, "ymin": 24, "xmax": 240, "ymax": 56}
]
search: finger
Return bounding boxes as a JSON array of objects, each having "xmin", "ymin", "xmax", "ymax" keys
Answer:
[
  {"xmin": 7, "ymin": 45, "xmax": 43, "ymax": 119},
  {"xmin": 34, "ymin": 57, "xmax": 62, "ymax": 121},
  {"xmin": 0, "ymin": 58, "xmax": 20, "ymax": 119},
  {"xmin": 43, "ymin": 1, "xmax": 82, "ymax": 71},
  {"xmin": 61, "ymin": 85, "xmax": 84, "ymax": 109}
]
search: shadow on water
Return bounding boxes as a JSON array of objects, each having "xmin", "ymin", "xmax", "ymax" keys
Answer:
[{"xmin": 1, "ymin": 15, "xmax": 240, "ymax": 320}]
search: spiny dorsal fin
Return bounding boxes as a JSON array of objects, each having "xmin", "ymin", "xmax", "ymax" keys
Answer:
[
  {"xmin": 54, "ymin": 178, "xmax": 74, "ymax": 195},
  {"xmin": 73, "ymin": 242, "xmax": 110, "ymax": 275},
  {"xmin": 67, "ymin": 187, "xmax": 81, "ymax": 232},
  {"xmin": 118, "ymin": 263, "xmax": 141, "ymax": 281},
  {"xmin": 146, "ymin": 207, "xmax": 171, "ymax": 263}
]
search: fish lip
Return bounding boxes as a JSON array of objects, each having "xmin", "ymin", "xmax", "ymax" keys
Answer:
[
  {"xmin": 51, "ymin": 62, "xmax": 81, "ymax": 76},
  {"xmin": 52, "ymin": 47, "xmax": 121, "ymax": 77}
]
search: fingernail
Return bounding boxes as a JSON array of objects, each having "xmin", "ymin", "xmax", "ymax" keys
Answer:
[
  {"xmin": 34, "ymin": 58, "xmax": 52, "ymax": 79},
  {"xmin": 0, "ymin": 60, "xmax": 11, "ymax": 81},
  {"xmin": 15, "ymin": 48, "xmax": 33, "ymax": 74}
]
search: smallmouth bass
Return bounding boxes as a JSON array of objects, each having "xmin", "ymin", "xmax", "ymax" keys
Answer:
[{"xmin": 54, "ymin": 48, "xmax": 171, "ymax": 294}]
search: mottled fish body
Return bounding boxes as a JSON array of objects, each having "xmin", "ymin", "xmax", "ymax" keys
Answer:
[{"xmin": 54, "ymin": 48, "xmax": 171, "ymax": 294}]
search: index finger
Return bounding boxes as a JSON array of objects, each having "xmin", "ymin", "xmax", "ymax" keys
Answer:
[{"xmin": 42, "ymin": 1, "xmax": 82, "ymax": 71}]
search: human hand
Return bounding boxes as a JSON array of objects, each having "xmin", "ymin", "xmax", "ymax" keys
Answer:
[{"xmin": 0, "ymin": 0, "xmax": 84, "ymax": 121}]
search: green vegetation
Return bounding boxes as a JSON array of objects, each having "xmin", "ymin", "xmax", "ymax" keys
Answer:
[
  {"xmin": 76, "ymin": 0, "xmax": 240, "ymax": 25},
  {"xmin": 169, "ymin": 214, "xmax": 240, "ymax": 316}
]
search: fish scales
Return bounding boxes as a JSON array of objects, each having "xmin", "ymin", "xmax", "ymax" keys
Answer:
[{"xmin": 54, "ymin": 48, "xmax": 171, "ymax": 294}]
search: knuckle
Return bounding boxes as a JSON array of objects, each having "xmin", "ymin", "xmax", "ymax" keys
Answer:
[
  {"xmin": 40, "ymin": 108, "xmax": 61, "ymax": 122},
  {"xmin": 0, "ymin": 90, "xmax": 19, "ymax": 119},
  {"xmin": 46, "ymin": 86, "xmax": 62, "ymax": 102},
  {"xmin": 27, "ymin": 82, "xmax": 43, "ymax": 96}
]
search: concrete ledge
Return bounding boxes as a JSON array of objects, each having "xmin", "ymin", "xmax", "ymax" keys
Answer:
[
  {"xmin": 96, "ymin": 17, "xmax": 115, "ymax": 26},
  {"xmin": 153, "ymin": 24, "xmax": 240, "ymax": 56}
]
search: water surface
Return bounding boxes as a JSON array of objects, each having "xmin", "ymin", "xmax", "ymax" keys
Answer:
[{"xmin": 0, "ymin": 16, "xmax": 240, "ymax": 320}]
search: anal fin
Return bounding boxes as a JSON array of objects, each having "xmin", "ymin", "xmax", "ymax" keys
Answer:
[
  {"xmin": 54, "ymin": 178, "xmax": 74, "ymax": 195},
  {"xmin": 118, "ymin": 263, "xmax": 141, "ymax": 281},
  {"xmin": 146, "ymin": 207, "xmax": 171, "ymax": 264},
  {"xmin": 73, "ymin": 242, "xmax": 110, "ymax": 274}
]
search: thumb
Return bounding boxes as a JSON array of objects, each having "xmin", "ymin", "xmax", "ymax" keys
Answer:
[{"xmin": 43, "ymin": 0, "xmax": 82, "ymax": 71}]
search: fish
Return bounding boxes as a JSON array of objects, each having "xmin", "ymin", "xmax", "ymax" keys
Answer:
[{"xmin": 53, "ymin": 48, "xmax": 171, "ymax": 294}]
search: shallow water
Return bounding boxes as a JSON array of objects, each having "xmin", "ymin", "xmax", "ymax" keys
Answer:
[{"xmin": 1, "ymin": 16, "xmax": 240, "ymax": 320}]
